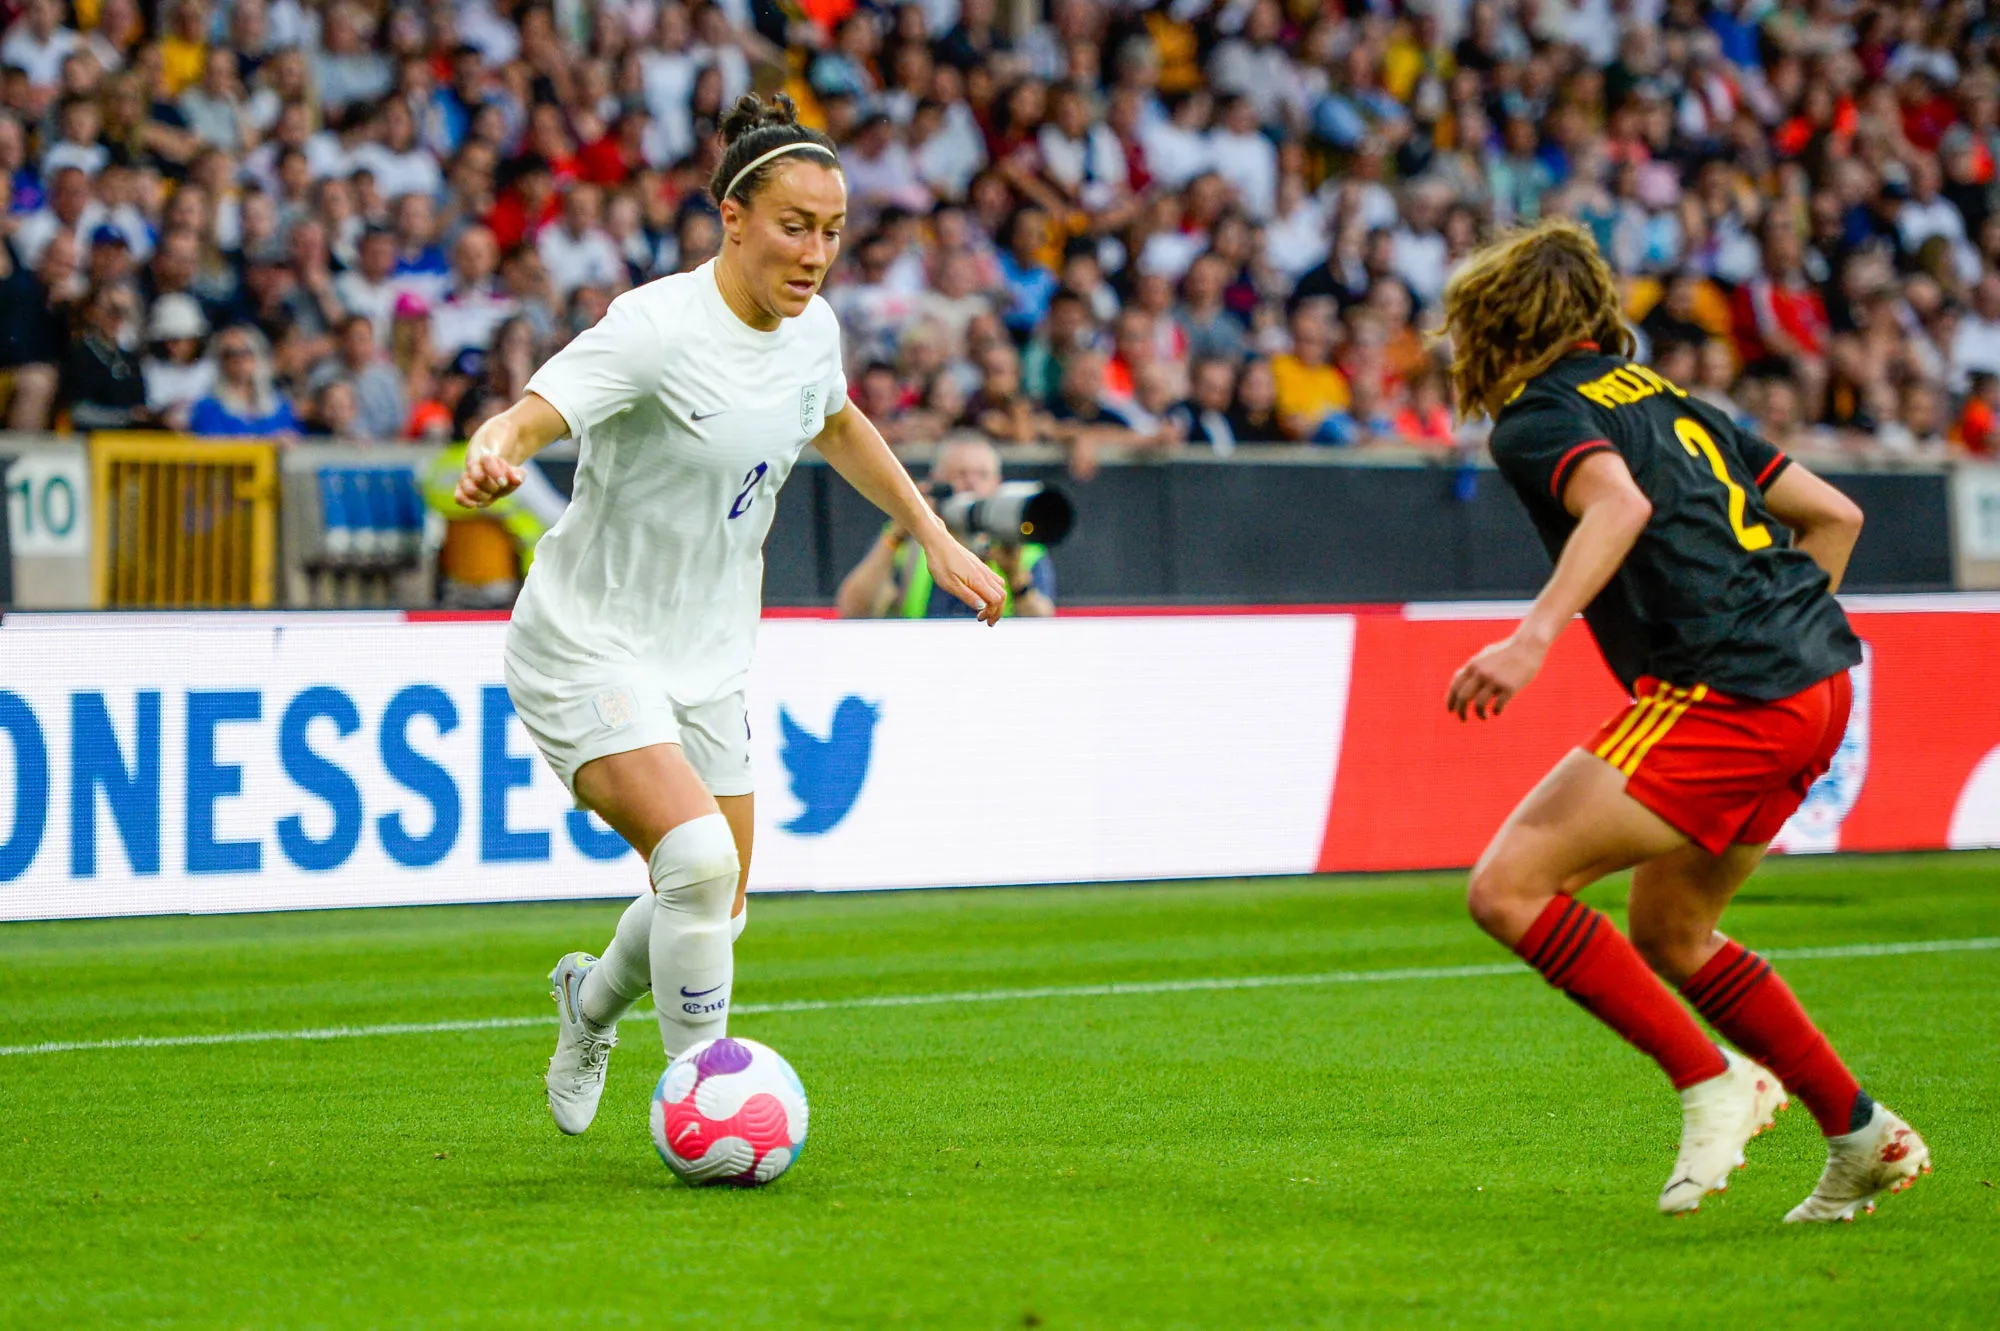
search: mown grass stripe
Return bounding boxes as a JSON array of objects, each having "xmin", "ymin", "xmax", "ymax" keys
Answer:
[{"xmin": 3, "ymin": 935, "xmax": 1994, "ymax": 1059}]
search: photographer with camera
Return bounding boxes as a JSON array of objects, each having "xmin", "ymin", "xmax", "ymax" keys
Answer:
[{"xmin": 837, "ymin": 436, "xmax": 1066, "ymax": 619}]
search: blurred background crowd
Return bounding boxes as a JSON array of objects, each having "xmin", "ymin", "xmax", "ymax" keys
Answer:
[{"xmin": 3, "ymin": 0, "xmax": 2000, "ymax": 473}]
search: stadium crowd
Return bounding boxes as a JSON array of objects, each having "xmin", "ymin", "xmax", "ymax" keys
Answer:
[{"xmin": 1, "ymin": 0, "xmax": 1998, "ymax": 474}]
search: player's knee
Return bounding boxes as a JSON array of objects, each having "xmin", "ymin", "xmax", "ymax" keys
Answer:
[
  {"xmin": 648, "ymin": 813, "xmax": 740, "ymax": 919},
  {"xmin": 1465, "ymin": 857, "xmax": 1525, "ymax": 936},
  {"xmin": 1628, "ymin": 918, "xmax": 1707, "ymax": 984}
]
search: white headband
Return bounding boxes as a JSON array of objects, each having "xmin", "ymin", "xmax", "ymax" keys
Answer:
[{"xmin": 722, "ymin": 141, "xmax": 836, "ymax": 202}]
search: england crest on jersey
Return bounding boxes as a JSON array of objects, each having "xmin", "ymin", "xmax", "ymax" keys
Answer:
[{"xmin": 800, "ymin": 383, "xmax": 823, "ymax": 436}]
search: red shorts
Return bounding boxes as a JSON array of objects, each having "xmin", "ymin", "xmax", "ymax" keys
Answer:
[{"xmin": 1587, "ymin": 672, "xmax": 1853, "ymax": 856}]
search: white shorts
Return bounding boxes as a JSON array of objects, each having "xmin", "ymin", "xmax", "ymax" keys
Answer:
[{"xmin": 502, "ymin": 650, "xmax": 756, "ymax": 800}]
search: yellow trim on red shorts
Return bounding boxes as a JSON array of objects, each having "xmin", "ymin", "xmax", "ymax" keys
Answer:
[
  {"xmin": 1595, "ymin": 684, "xmax": 1671, "ymax": 766},
  {"xmin": 1618, "ymin": 683, "xmax": 1710, "ymax": 776}
]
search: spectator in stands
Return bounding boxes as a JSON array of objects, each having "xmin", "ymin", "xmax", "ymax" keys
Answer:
[
  {"xmin": 0, "ymin": 231, "xmax": 74, "ymax": 429},
  {"xmin": 1176, "ymin": 253, "xmax": 1247, "ymax": 364},
  {"xmin": 62, "ymin": 284, "xmax": 147, "ymax": 429},
  {"xmin": 1959, "ymin": 371, "xmax": 2000, "ymax": 456},
  {"xmin": 1104, "ymin": 307, "xmax": 1156, "ymax": 399},
  {"xmin": 914, "ymin": 246, "xmax": 994, "ymax": 359},
  {"xmin": 1878, "ymin": 380, "xmax": 1950, "ymax": 459},
  {"xmin": 537, "ymin": 182, "xmax": 625, "ymax": 300},
  {"xmin": 312, "ymin": 314, "xmax": 407, "ymax": 441},
  {"xmin": 1270, "ymin": 300, "xmax": 1351, "ymax": 441},
  {"xmin": 1228, "ymin": 356, "xmax": 1281, "ymax": 443},
  {"xmin": 1, "ymin": 0, "xmax": 80, "ymax": 97},
  {"xmin": 1170, "ymin": 356, "xmax": 1240, "ymax": 452},
  {"xmin": 190, "ymin": 324, "xmax": 297, "ymax": 436},
  {"xmin": 964, "ymin": 340, "xmax": 1045, "ymax": 446},
  {"xmin": 1389, "ymin": 365, "xmax": 1458, "ymax": 449},
  {"xmin": 0, "ymin": 0, "xmax": 1971, "ymax": 479},
  {"xmin": 1047, "ymin": 346, "xmax": 1139, "ymax": 476},
  {"xmin": 1020, "ymin": 286, "xmax": 1095, "ymax": 405},
  {"xmin": 13, "ymin": 164, "xmax": 91, "ymax": 269},
  {"xmin": 141, "ymin": 294, "xmax": 214, "ymax": 433},
  {"xmin": 179, "ymin": 50, "xmax": 253, "ymax": 153},
  {"xmin": 337, "ymin": 228, "xmax": 401, "ymax": 344},
  {"xmin": 837, "ymin": 436, "xmax": 1056, "ymax": 620},
  {"xmin": 997, "ymin": 205, "xmax": 1059, "ymax": 342},
  {"xmin": 309, "ymin": 378, "xmax": 368, "ymax": 441}
]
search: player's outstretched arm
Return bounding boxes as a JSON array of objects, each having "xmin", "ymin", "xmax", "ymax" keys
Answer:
[
  {"xmin": 1761, "ymin": 463, "xmax": 1865, "ymax": 593},
  {"xmin": 813, "ymin": 403, "xmax": 1009, "ymax": 625},
  {"xmin": 456, "ymin": 393, "xmax": 569, "ymax": 508},
  {"xmin": 1448, "ymin": 451, "xmax": 1653, "ymax": 720}
]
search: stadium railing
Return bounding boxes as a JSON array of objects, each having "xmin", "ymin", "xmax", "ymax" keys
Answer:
[
  {"xmin": 89, "ymin": 433, "xmax": 279, "ymax": 609},
  {"xmin": 1, "ymin": 433, "xmax": 1995, "ymax": 611}
]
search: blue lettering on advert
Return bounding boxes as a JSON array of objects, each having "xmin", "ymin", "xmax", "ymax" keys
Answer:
[
  {"xmin": 70, "ymin": 691, "xmax": 161, "ymax": 877},
  {"xmin": 377, "ymin": 685, "xmax": 461, "ymax": 868},
  {"xmin": 278, "ymin": 686, "xmax": 363, "ymax": 872},
  {"xmin": 565, "ymin": 809, "xmax": 631, "ymax": 861},
  {"xmin": 480, "ymin": 686, "xmax": 549, "ymax": 862},
  {"xmin": 0, "ymin": 692, "xmax": 49, "ymax": 881},
  {"xmin": 186, "ymin": 690, "xmax": 262, "ymax": 874}
]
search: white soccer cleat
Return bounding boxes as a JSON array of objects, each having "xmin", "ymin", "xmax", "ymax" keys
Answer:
[
  {"xmin": 1658, "ymin": 1048, "xmax": 1789, "ymax": 1215},
  {"xmin": 546, "ymin": 952, "xmax": 618, "ymax": 1136},
  {"xmin": 1785, "ymin": 1102, "xmax": 1931, "ymax": 1224}
]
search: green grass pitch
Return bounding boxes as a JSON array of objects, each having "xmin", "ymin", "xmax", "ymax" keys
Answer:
[{"xmin": 4, "ymin": 852, "xmax": 1997, "ymax": 1328}]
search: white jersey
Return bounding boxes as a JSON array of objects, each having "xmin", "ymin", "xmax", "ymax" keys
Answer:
[{"xmin": 510, "ymin": 260, "xmax": 847, "ymax": 703}]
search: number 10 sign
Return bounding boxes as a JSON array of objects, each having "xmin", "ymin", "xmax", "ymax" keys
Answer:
[{"xmin": 5, "ymin": 449, "xmax": 90, "ymax": 557}]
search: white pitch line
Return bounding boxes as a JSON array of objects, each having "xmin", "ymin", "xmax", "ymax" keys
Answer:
[{"xmin": 3, "ymin": 936, "xmax": 1995, "ymax": 1060}]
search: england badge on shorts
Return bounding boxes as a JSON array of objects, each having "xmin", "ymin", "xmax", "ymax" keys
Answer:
[
  {"xmin": 593, "ymin": 687, "xmax": 637, "ymax": 731},
  {"xmin": 800, "ymin": 383, "xmax": 823, "ymax": 435}
]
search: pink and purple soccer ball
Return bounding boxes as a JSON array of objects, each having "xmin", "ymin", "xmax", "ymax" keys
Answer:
[{"xmin": 651, "ymin": 1037, "xmax": 809, "ymax": 1186}]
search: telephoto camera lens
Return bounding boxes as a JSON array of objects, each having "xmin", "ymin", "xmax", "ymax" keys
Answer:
[{"xmin": 939, "ymin": 482, "xmax": 1076, "ymax": 547}]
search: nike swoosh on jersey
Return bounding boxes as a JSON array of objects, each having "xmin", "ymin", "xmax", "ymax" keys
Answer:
[
  {"xmin": 690, "ymin": 410, "xmax": 725, "ymax": 421},
  {"xmin": 680, "ymin": 982, "xmax": 726, "ymax": 998}
]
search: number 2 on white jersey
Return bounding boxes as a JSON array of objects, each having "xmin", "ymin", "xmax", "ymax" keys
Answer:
[
  {"xmin": 728, "ymin": 462, "xmax": 769, "ymax": 520},
  {"xmin": 1673, "ymin": 418, "xmax": 1772, "ymax": 552}
]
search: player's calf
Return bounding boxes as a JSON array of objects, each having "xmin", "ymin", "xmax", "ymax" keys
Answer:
[
  {"xmin": 648, "ymin": 813, "xmax": 741, "ymax": 1059},
  {"xmin": 1676, "ymin": 940, "xmax": 1866, "ymax": 1137}
]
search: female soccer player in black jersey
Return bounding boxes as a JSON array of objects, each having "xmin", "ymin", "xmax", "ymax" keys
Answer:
[{"xmin": 1440, "ymin": 220, "xmax": 1929, "ymax": 1221}]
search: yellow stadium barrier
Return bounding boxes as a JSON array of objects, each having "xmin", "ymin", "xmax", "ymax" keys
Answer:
[{"xmin": 90, "ymin": 434, "xmax": 279, "ymax": 608}]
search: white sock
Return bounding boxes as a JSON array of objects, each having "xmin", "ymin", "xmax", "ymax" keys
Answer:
[
  {"xmin": 648, "ymin": 813, "xmax": 740, "ymax": 1058},
  {"xmin": 577, "ymin": 890, "xmax": 653, "ymax": 1027},
  {"xmin": 731, "ymin": 902, "xmax": 748, "ymax": 943}
]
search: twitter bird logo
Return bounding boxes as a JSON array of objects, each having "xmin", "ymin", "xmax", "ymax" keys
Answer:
[{"xmin": 778, "ymin": 696, "xmax": 880, "ymax": 835}]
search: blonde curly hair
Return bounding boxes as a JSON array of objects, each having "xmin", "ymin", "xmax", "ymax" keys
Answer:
[{"xmin": 1440, "ymin": 218, "xmax": 1635, "ymax": 422}]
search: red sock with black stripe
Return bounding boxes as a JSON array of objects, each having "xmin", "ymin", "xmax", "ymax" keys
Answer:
[
  {"xmin": 1680, "ymin": 940, "xmax": 1864, "ymax": 1136},
  {"xmin": 1515, "ymin": 896, "xmax": 1728, "ymax": 1090}
]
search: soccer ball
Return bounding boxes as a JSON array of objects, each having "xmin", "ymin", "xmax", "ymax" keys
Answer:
[{"xmin": 650, "ymin": 1037, "xmax": 809, "ymax": 1187}]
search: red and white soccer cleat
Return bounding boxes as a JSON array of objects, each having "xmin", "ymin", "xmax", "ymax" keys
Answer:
[
  {"xmin": 1659, "ymin": 1048, "xmax": 1789, "ymax": 1215},
  {"xmin": 1785, "ymin": 1102, "xmax": 1932, "ymax": 1223}
]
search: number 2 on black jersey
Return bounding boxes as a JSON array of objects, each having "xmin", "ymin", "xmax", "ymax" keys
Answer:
[{"xmin": 1673, "ymin": 418, "xmax": 1772, "ymax": 552}]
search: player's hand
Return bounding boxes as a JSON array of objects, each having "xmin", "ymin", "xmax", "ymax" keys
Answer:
[
  {"xmin": 924, "ymin": 534, "xmax": 1008, "ymax": 626},
  {"xmin": 455, "ymin": 450, "xmax": 524, "ymax": 509},
  {"xmin": 1446, "ymin": 634, "xmax": 1548, "ymax": 721}
]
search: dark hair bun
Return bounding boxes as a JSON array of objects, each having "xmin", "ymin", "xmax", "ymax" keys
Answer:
[
  {"xmin": 709, "ymin": 93, "xmax": 839, "ymax": 205},
  {"xmin": 720, "ymin": 93, "xmax": 802, "ymax": 148}
]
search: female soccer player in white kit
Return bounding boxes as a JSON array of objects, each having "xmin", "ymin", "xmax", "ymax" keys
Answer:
[{"xmin": 454, "ymin": 95, "xmax": 1008, "ymax": 1134}]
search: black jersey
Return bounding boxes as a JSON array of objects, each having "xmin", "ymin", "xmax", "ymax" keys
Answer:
[{"xmin": 1487, "ymin": 350, "xmax": 1862, "ymax": 702}]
